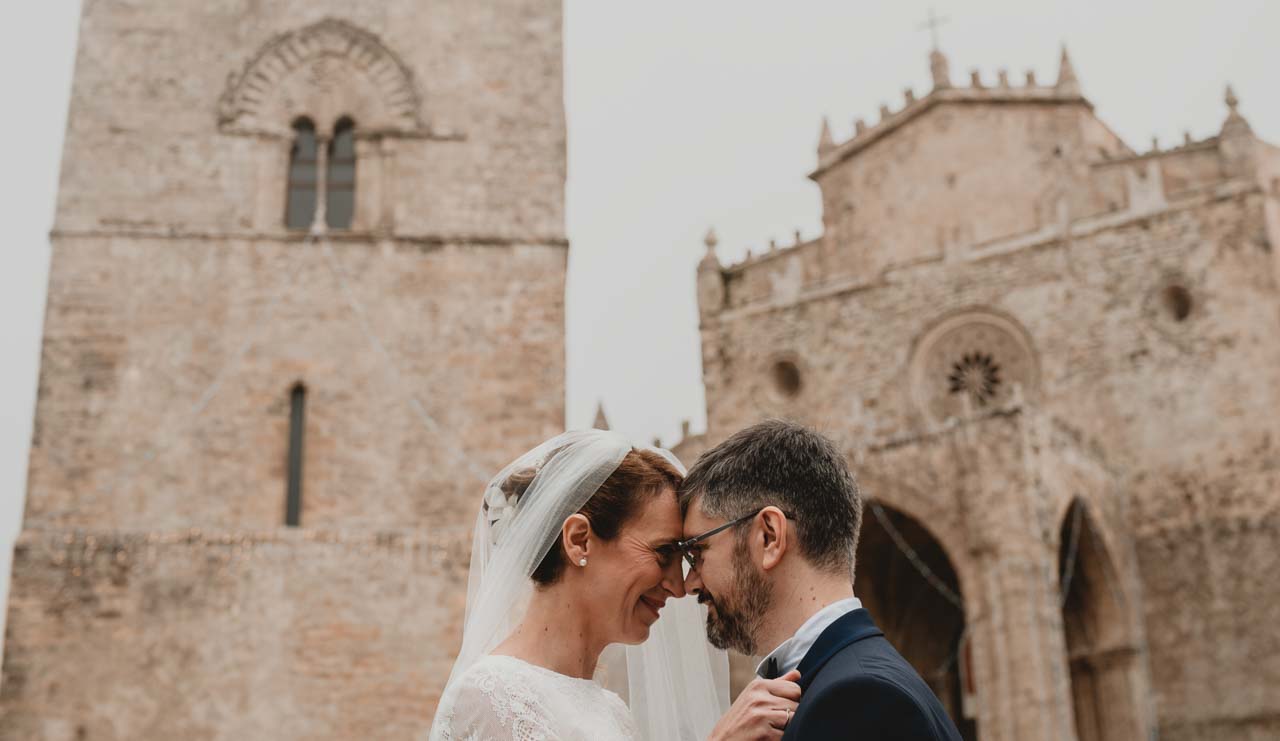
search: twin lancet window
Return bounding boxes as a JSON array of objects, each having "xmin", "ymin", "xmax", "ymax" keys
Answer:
[{"xmin": 286, "ymin": 117, "xmax": 356, "ymax": 231}]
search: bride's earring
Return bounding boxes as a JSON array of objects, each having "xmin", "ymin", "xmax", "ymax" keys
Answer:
[{"xmin": 578, "ymin": 557, "xmax": 588, "ymax": 567}]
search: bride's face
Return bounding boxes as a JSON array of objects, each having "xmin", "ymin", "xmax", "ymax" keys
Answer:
[{"xmin": 584, "ymin": 488, "xmax": 687, "ymax": 644}]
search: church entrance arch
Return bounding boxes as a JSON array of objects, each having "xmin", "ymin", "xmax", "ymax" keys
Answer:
[
  {"xmin": 1058, "ymin": 499, "xmax": 1142, "ymax": 741},
  {"xmin": 856, "ymin": 501, "xmax": 977, "ymax": 741}
]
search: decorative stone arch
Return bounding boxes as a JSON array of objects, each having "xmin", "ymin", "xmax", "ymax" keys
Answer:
[
  {"xmin": 854, "ymin": 468, "xmax": 972, "ymax": 579},
  {"xmin": 1049, "ymin": 493, "xmax": 1120, "ymax": 567},
  {"xmin": 218, "ymin": 18, "xmax": 425, "ymax": 138},
  {"xmin": 907, "ymin": 307, "xmax": 1041, "ymax": 428},
  {"xmin": 1055, "ymin": 497, "xmax": 1148, "ymax": 741}
]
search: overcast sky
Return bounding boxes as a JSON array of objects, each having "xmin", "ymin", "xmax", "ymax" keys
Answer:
[{"xmin": 1, "ymin": 1, "xmax": 1277, "ymax": 643}]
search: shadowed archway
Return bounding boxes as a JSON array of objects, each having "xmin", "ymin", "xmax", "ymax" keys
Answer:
[
  {"xmin": 856, "ymin": 502, "xmax": 977, "ymax": 741},
  {"xmin": 1058, "ymin": 499, "xmax": 1142, "ymax": 741}
]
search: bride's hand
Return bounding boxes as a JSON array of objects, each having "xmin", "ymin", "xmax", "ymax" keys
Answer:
[{"xmin": 708, "ymin": 669, "xmax": 801, "ymax": 741}]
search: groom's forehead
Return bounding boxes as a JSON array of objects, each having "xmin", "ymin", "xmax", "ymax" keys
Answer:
[{"xmin": 681, "ymin": 502, "xmax": 713, "ymax": 531}]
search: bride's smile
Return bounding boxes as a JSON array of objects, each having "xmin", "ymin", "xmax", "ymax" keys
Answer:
[{"xmin": 638, "ymin": 593, "xmax": 665, "ymax": 620}]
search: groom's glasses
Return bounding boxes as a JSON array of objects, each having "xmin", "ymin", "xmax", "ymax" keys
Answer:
[{"xmin": 676, "ymin": 507, "xmax": 794, "ymax": 571}]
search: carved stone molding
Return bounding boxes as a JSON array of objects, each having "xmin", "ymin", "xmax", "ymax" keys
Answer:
[
  {"xmin": 219, "ymin": 18, "xmax": 425, "ymax": 138},
  {"xmin": 909, "ymin": 309, "xmax": 1040, "ymax": 426}
]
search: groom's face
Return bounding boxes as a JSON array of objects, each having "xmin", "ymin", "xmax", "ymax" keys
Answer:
[{"xmin": 682, "ymin": 502, "xmax": 773, "ymax": 655}]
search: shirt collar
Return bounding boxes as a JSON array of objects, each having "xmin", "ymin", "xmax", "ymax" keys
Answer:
[{"xmin": 755, "ymin": 597, "xmax": 862, "ymax": 678}]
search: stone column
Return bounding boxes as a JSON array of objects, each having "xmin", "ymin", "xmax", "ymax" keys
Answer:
[
  {"xmin": 951, "ymin": 411, "xmax": 1077, "ymax": 741},
  {"xmin": 312, "ymin": 136, "xmax": 329, "ymax": 232},
  {"xmin": 966, "ymin": 552, "xmax": 1077, "ymax": 741},
  {"xmin": 378, "ymin": 137, "xmax": 398, "ymax": 234}
]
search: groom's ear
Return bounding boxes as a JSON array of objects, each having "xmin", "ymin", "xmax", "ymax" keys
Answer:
[
  {"xmin": 758, "ymin": 507, "xmax": 790, "ymax": 572},
  {"xmin": 562, "ymin": 513, "xmax": 592, "ymax": 564}
]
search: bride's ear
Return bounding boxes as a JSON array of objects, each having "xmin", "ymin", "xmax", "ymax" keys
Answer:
[{"xmin": 562, "ymin": 513, "xmax": 592, "ymax": 566}]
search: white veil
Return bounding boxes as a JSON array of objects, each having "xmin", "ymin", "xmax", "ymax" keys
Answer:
[{"xmin": 431, "ymin": 429, "xmax": 729, "ymax": 740}]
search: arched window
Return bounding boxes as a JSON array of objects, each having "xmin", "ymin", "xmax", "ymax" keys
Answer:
[
  {"xmin": 285, "ymin": 118, "xmax": 318, "ymax": 230},
  {"xmin": 326, "ymin": 117, "xmax": 357, "ymax": 230}
]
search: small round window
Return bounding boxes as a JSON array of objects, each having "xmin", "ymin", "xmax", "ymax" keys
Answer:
[
  {"xmin": 1163, "ymin": 285, "xmax": 1192, "ymax": 322},
  {"xmin": 771, "ymin": 359, "xmax": 803, "ymax": 398}
]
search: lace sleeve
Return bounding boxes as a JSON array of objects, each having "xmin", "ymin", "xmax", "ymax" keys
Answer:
[{"xmin": 432, "ymin": 662, "xmax": 557, "ymax": 741}]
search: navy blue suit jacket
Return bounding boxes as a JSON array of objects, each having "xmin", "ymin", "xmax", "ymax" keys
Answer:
[{"xmin": 780, "ymin": 608, "xmax": 962, "ymax": 741}]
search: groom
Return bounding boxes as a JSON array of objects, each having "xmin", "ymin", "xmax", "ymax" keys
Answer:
[{"xmin": 680, "ymin": 420, "xmax": 962, "ymax": 740}]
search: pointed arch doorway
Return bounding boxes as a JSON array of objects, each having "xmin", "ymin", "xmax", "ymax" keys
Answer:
[
  {"xmin": 1058, "ymin": 499, "xmax": 1143, "ymax": 741},
  {"xmin": 856, "ymin": 502, "xmax": 978, "ymax": 741}
]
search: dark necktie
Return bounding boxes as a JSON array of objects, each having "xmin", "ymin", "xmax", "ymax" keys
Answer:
[{"xmin": 763, "ymin": 656, "xmax": 780, "ymax": 680}]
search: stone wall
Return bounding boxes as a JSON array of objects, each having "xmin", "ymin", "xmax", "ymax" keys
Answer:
[
  {"xmin": 27, "ymin": 235, "xmax": 565, "ymax": 533},
  {"xmin": 1, "ymin": 530, "xmax": 470, "ymax": 740},
  {"xmin": 812, "ymin": 95, "xmax": 1129, "ymax": 281},
  {"xmin": 25, "ymin": 0, "xmax": 567, "ymax": 534}
]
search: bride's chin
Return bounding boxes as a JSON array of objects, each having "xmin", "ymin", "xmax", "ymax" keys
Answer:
[{"xmin": 621, "ymin": 627, "xmax": 651, "ymax": 644}]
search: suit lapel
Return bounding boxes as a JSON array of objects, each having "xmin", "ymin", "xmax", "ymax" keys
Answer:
[{"xmin": 795, "ymin": 608, "xmax": 883, "ymax": 690}]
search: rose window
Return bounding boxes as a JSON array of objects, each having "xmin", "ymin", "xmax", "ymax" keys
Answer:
[
  {"xmin": 947, "ymin": 352, "xmax": 1002, "ymax": 406},
  {"xmin": 910, "ymin": 311, "xmax": 1038, "ymax": 424}
]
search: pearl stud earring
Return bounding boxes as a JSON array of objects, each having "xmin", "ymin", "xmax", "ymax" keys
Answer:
[{"xmin": 579, "ymin": 557, "xmax": 588, "ymax": 567}]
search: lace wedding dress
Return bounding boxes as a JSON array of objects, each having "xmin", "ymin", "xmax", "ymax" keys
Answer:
[{"xmin": 432, "ymin": 654, "xmax": 640, "ymax": 741}]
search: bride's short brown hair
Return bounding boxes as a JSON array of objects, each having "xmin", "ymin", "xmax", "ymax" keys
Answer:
[{"xmin": 519, "ymin": 448, "xmax": 681, "ymax": 585}]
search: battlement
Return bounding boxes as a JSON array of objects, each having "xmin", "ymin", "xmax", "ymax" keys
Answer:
[
  {"xmin": 700, "ymin": 50, "xmax": 1274, "ymax": 306},
  {"xmin": 722, "ymin": 231, "xmax": 819, "ymax": 274},
  {"xmin": 813, "ymin": 46, "xmax": 1100, "ymax": 178}
]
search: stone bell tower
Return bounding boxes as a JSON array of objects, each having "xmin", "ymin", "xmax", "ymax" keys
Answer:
[{"xmin": 2, "ymin": 1, "xmax": 567, "ymax": 737}]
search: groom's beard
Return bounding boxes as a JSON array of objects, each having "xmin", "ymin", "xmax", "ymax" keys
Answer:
[{"xmin": 699, "ymin": 536, "xmax": 772, "ymax": 655}]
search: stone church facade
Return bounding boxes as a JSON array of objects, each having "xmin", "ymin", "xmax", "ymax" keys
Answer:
[
  {"xmin": 686, "ymin": 46, "xmax": 1280, "ymax": 741},
  {"xmin": 2, "ymin": 1, "xmax": 567, "ymax": 738}
]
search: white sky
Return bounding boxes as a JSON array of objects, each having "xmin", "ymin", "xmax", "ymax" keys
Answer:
[{"xmin": 1, "ymin": 0, "xmax": 1277, "ymax": 646}]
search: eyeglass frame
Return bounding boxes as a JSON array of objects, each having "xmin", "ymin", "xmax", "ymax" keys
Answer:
[{"xmin": 676, "ymin": 506, "xmax": 794, "ymax": 571}]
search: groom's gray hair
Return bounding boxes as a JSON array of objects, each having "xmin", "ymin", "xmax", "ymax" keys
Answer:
[{"xmin": 679, "ymin": 419, "xmax": 861, "ymax": 578}]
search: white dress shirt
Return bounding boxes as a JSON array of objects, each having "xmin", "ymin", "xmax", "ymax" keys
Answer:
[{"xmin": 755, "ymin": 597, "xmax": 863, "ymax": 679}]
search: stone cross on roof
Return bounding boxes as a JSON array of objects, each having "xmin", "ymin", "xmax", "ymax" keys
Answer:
[{"xmin": 917, "ymin": 7, "xmax": 950, "ymax": 51}]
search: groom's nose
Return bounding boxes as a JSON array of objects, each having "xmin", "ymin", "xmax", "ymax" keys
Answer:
[
  {"xmin": 683, "ymin": 565, "xmax": 704, "ymax": 596},
  {"xmin": 661, "ymin": 558, "xmax": 687, "ymax": 599}
]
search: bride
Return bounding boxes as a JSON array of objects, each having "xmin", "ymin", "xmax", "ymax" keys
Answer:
[{"xmin": 429, "ymin": 430, "xmax": 792, "ymax": 740}]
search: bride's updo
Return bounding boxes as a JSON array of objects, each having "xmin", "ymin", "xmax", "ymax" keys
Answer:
[{"xmin": 499, "ymin": 449, "xmax": 682, "ymax": 586}]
